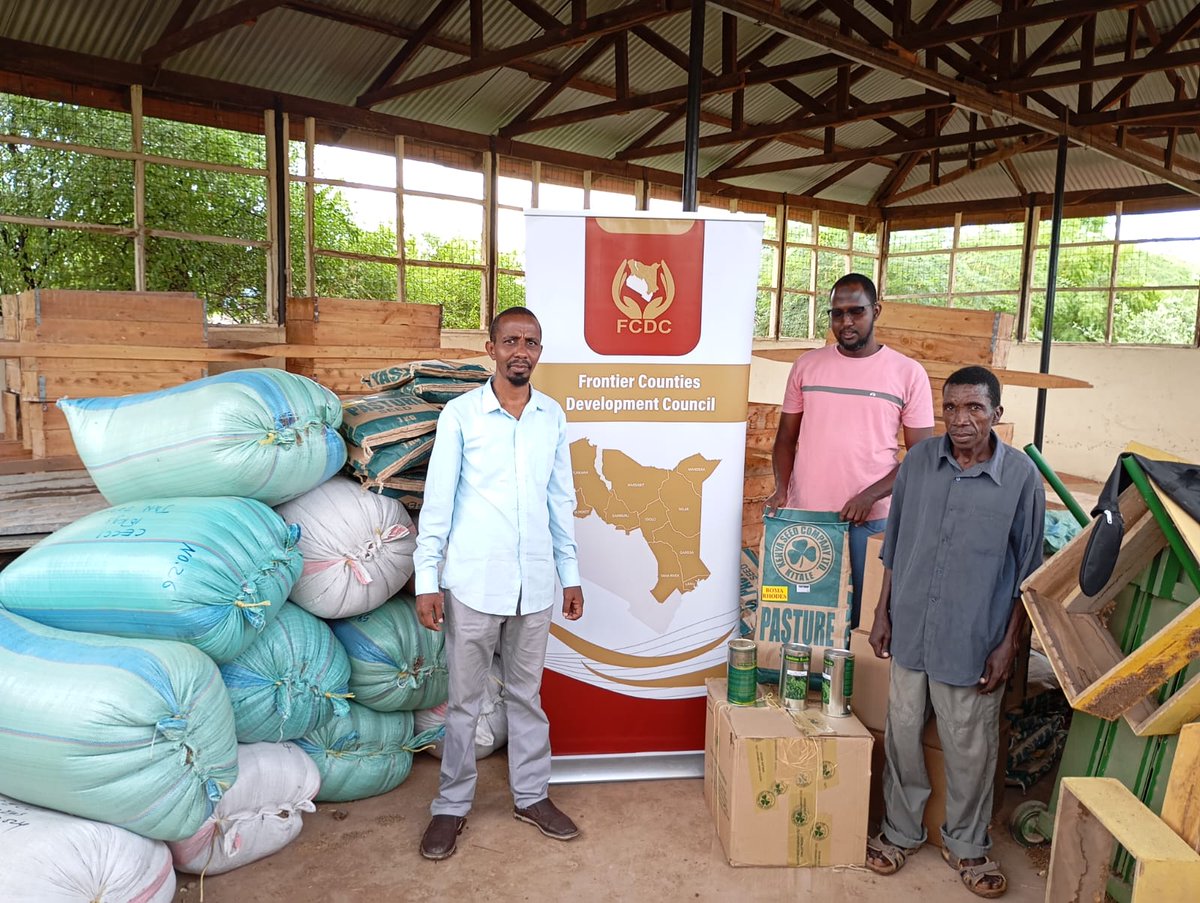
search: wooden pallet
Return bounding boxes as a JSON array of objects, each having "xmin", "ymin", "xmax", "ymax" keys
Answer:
[
  {"xmin": 1022, "ymin": 484, "xmax": 1200, "ymax": 733},
  {"xmin": 1046, "ymin": 777, "xmax": 1200, "ymax": 903},
  {"xmin": 285, "ymin": 297, "xmax": 447, "ymax": 395},
  {"xmin": 1162, "ymin": 723, "xmax": 1200, "ymax": 854}
]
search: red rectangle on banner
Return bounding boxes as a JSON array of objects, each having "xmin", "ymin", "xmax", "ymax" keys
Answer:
[{"xmin": 584, "ymin": 218, "xmax": 704, "ymax": 356}]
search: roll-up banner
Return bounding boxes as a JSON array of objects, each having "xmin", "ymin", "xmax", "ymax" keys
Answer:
[{"xmin": 526, "ymin": 211, "xmax": 763, "ymax": 760}]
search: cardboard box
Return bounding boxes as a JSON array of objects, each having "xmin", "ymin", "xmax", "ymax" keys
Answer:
[
  {"xmin": 849, "ymin": 629, "xmax": 890, "ymax": 734},
  {"xmin": 704, "ymin": 678, "xmax": 873, "ymax": 867},
  {"xmin": 857, "ymin": 532, "xmax": 886, "ymax": 636}
]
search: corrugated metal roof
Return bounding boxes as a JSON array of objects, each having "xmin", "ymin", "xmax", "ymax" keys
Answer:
[{"xmin": 0, "ymin": 0, "xmax": 1196, "ymax": 212}]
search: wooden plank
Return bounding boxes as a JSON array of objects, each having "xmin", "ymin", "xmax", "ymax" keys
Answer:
[
  {"xmin": 1129, "ymin": 671, "xmax": 1200, "ymax": 736},
  {"xmin": 1161, "ymin": 723, "xmax": 1200, "ymax": 852},
  {"xmin": 1075, "ymin": 599, "xmax": 1200, "ymax": 719},
  {"xmin": 869, "ymin": 326, "xmax": 1001, "ymax": 366},
  {"xmin": 1046, "ymin": 779, "xmax": 1117, "ymax": 903},
  {"xmin": 26, "ymin": 290, "xmax": 204, "ymax": 324},
  {"xmin": 2, "ymin": 390, "xmax": 16, "ymax": 440},
  {"xmin": 1049, "ymin": 778, "xmax": 1200, "ymax": 903},
  {"xmin": 0, "ymin": 439, "xmax": 29, "ymax": 460},
  {"xmin": 1023, "ymin": 587, "xmax": 1113, "ymax": 702},
  {"xmin": 207, "ymin": 324, "xmax": 285, "ymax": 347},
  {"xmin": 0, "ymin": 470, "xmax": 104, "ymax": 536},
  {"xmin": 0, "ymin": 454, "xmax": 84, "ymax": 476},
  {"xmin": 19, "ymin": 318, "xmax": 206, "ymax": 347},
  {"xmin": 308, "ymin": 299, "xmax": 443, "ymax": 328},
  {"xmin": 40, "ymin": 429, "xmax": 77, "ymax": 459},
  {"xmin": 880, "ymin": 302, "xmax": 1012, "ymax": 338},
  {"xmin": 21, "ymin": 369, "xmax": 204, "ymax": 401}
]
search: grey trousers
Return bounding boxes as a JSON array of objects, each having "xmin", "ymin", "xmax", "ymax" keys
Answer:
[
  {"xmin": 882, "ymin": 661, "xmax": 1004, "ymax": 860},
  {"xmin": 430, "ymin": 590, "xmax": 553, "ymax": 817}
]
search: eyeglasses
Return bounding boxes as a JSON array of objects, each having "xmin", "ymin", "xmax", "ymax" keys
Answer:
[{"xmin": 826, "ymin": 305, "xmax": 871, "ymax": 321}]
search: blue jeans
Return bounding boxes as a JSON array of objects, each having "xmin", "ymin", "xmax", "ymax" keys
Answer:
[{"xmin": 849, "ymin": 517, "xmax": 888, "ymax": 630}]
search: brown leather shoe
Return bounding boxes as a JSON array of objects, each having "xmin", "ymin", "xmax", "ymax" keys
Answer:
[
  {"xmin": 513, "ymin": 798, "xmax": 579, "ymax": 840},
  {"xmin": 420, "ymin": 814, "xmax": 466, "ymax": 860}
]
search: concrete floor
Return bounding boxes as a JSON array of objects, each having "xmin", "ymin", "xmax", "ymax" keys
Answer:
[{"xmin": 177, "ymin": 751, "xmax": 1050, "ymax": 903}]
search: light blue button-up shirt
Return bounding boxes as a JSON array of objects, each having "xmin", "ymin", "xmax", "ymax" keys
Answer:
[{"xmin": 413, "ymin": 379, "xmax": 581, "ymax": 615}]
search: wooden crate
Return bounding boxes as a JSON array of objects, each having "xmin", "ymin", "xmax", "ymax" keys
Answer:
[
  {"xmin": 873, "ymin": 302, "xmax": 1015, "ymax": 368},
  {"xmin": 1022, "ymin": 484, "xmax": 1200, "ymax": 734},
  {"xmin": 285, "ymin": 297, "xmax": 444, "ymax": 395},
  {"xmin": 0, "ymin": 290, "xmax": 210, "ymax": 460},
  {"xmin": 1046, "ymin": 777, "xmax": 1200, "ymax": 903}
]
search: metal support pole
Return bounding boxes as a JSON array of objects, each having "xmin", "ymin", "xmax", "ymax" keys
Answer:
[
  {"xmin": 682, "ymin": 0, "xmax": 705, "ymax": 212},
  {"xmin": 1033, "ymin": 135, "xmax": 1068, "ymax": 451},
  {"xmin": 273, "ymin": 104, "xmax": 289, "ymax": 325}
]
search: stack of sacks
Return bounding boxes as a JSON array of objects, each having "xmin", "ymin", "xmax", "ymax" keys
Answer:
[
  {"xmin": 343, "ymin": 360, "xmax": 491, "ymax": 508},
  {"xmin": 0, "ymin": 497, "xmax": 301, "ymax": 662},
  {"xmin": 329, "ymin": 593, "xmax": 449, "ymax": 712},
  {"xmin": 414, "ymin": 656, "xmax": 508, "ymax": 760},
  {"xmin": 0, "ymin": 611, "xmax": 238, "ymax": 841},
  {"xmin": 169, "ymin": 742, "xmax": 320, "ymax": 876},
  {"xmin": 275, "ymin": 475, "xmax": 416, "ymax": 619},
  {"xmin": 296, "ymin": 702, "xmax": 443, "ymax": 802},
  {"xmin": 0, "ymin": 795, "xmax": 176, "ymax": 902},
  {"xmin": 220, "ymin": 603, "xmax": 352, "ymax": 742},
  {"xmin": 59, "ymin": 368, "xmax": 346, "ymax": 506},
  {"xmin": 0, "ymin": 368, "xmax": 345, "ymax": 872}
]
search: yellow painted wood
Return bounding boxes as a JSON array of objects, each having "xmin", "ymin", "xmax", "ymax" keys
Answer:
[
  {"xmin": 1062, "ymin": 778, "xmax": 1200, "ymax": 864},
  {"xmin": 1161, "ymin": 723, "xmax": 1200, "ymax": 853},
  {"xmin": 1049, "ymin": 778, "xmax": 1200, "ymax": 903},
  {"xmin": 1075, "ymin": 599, "xmax": 1200, "ymax": 718},
  {"xmin": 1129, "ymin": 672, "xmax": 1200, "ymax": 736}
]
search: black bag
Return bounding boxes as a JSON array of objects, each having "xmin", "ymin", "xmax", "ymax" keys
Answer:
[{"xmin": 1078, "ymin": 454, "xmax": 1200, "ymax": 597}]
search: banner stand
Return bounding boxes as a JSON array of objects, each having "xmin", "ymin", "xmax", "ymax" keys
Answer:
[{"xmin": 550, "ymin": 751, "xmax": 704, "ymax": 785}]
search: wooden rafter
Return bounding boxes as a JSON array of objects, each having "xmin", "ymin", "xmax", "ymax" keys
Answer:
[
  {"xmin": 1012, "ymin": 14, "xmax": 1088, "ymax": 79},
  {"xmin": 813, "ymin": 0, "xmax": 892, "ymax": 47},
  {"xmin": 714, "ymin": 124, "xmax": 1032, "ymax": 179},
  {"xmin": 1002, "ymin": 45, "xmax": 1200, "ymax": 95},
  {"xmin": 506, "ymin": 0, "xmax": 561, "ymax": 31},
  {"xmin": 620, "ymin": 92, "xmax": 938, "ymax": 161},
  {"xmin": 357, "ymin": 0, "xmax": 689, "ymax": 107},
  {"xmin": 504, "ymin": 34, "xmax": 617, "ymax": 127},
  {"xmin": 504, "ymin": 54, "xmax": 863, "ymax": 140},
  {"xmin": 907, "ymin": 0, "xmax": 1145, "ymax": 51},
  {"xmin": 711, "ymin": 0, "xmax": 1200, "ymax": 196},
  {"xmin": 1092, "ymin": 6, "xmax": 1200, "ymax": 113},
  {"xmin": 140, "ymin": 0, "xmax": 286, "ymax": 66},
  {"xmin": 805, "ymin": 159, "xmax": 872, "ymax": 197},
  {"xmin": 355, "ymin": 0, "xmax": 462, "ymax": 105},
  {"xmin": 155, "ymin": 0, "xmax": 202, "ymax": 46},
  {"xmin": 886, "ymin": 136, "xmax": 1054, "ymax": 204},
  {"xmin": 873, "ymin": 105, "xmax": 955, "ymax": 205}
]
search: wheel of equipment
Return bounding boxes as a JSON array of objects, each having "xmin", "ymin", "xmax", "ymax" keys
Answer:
[{"xmin": 1009, "ymin": 799, "xmax": 1049, "ymax": 847}]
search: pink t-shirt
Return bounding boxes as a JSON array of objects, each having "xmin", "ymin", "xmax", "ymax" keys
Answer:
[{"xmin": 782, "ymin": 344, "xmax": 934, "ymax": 520}]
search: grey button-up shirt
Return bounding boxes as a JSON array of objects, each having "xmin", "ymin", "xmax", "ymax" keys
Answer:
[{"xmin": 881, "ymin": 433, "xmax": 1045, "ymax": 687}]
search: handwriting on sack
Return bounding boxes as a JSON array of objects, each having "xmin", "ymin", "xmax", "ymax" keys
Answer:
[
  {"xmin": 0, "ymin": 802, "xmax": 32, "ymax": 832},
  {"xmin": 161, "ymin": 543, "xmax": 198, "ymax": 592}
]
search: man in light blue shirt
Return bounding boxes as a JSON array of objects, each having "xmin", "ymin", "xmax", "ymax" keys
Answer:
[{"xmin": 414, "ymin": 306, "xmax": 584, "ymax": 861}]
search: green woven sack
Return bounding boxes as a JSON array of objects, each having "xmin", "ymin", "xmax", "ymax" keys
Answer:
[
  {"xmin": 0, "ymin": 497, "xmax": 301, "ymax": 664},
  {"xmin": 329, "ymin": 593, "xmax": 448, "ymax": 712},
  {"xmin": 295, "ymin": 702, "xmax": 442, "ymax": 802},
  {"xmin": 219, "ymin": 603, "xmax": 353, "ymax": 743},
  {"xmin": 58, "ymin": 369, "xmax": 346, "ymax": 506},
  {"xmin": 0, "ymin": 611, "xmax": 238, "ymax": 842}
]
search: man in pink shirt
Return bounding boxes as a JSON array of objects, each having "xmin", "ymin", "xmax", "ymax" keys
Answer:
[{"xmin": 766, "ymin": 274, "xmax": 934, "ymax": 627}]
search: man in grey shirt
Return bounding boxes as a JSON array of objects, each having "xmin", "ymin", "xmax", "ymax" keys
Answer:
[{"xmin": 864, "ymin": 365, "xmax": 1044, "ymax": 899}]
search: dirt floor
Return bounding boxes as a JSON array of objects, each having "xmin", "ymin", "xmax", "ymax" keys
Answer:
[{"xmin": 177, "ymin": 751, "xmax": 1052, "ymax": 903}]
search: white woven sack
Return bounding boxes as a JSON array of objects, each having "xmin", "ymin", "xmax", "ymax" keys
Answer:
[
  {"xmin": 275, "ymin": 476, "xmax": 417, "ymax": 618},
  {"xmin": 0, "ymin": 794, "xmax": 176, "ymax": 903},
  {"xmin": 413, "ymin": 658, "xmax": 507, "ymax": 759},
  {"xmin": 168, "ymin": 741, "xmax": 320, "ymax": 876}
]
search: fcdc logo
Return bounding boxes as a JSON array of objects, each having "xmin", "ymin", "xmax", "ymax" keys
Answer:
[{"xmin": 584, "ymin": 218, "xmax": 703, "ymax": 356}]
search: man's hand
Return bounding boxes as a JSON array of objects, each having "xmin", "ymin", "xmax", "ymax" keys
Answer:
[
  {"xmin": 416, "ymin": 591, "xmax": 445, "ymax": 632},
  {"xmin": 840, "ymin": 490, "xmax": 877, "ymax": 525},
  {"xmin": 868, "ymin": 613, "xmax": 891, "ymax": 659},
  {"xmin": 763, "ymin": 487, "xmax": 787, "ymax": 516},
  {"xmin": 978, "ymin": 639, "xmax": 1017, "ymax": 694},
  {"xmin": 562, "ymin": 586, "xmax": 584, "ymax": 621}
]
